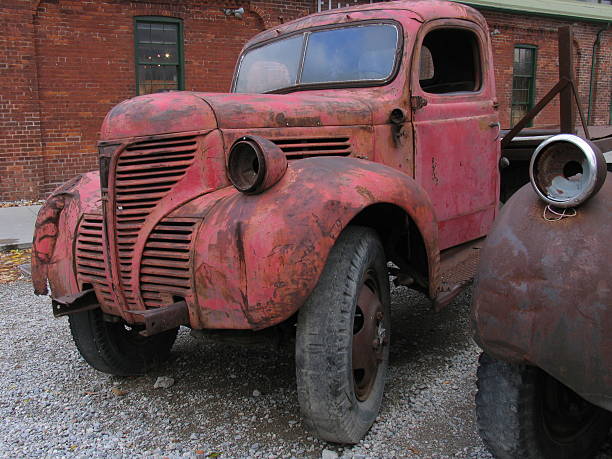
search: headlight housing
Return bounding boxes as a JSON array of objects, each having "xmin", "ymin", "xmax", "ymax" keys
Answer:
[
  {"xmin": 227, "ymin": 135, "xmax": 287, "ymax": 194},
  {"xmin": 529, "ymin": 134, "xmax": 606, "ymax": 208}
]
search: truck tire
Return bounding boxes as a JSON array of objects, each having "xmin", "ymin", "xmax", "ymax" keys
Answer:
[
  {"xmin": 296, "ymin": 226, "xmax": 390, "ymax": 444},
  {"xmin": 69, "ymin": 308, "xmax": 178, "ymax": 376},
  {"xmin": 476, "ymin": 353, "xmax": 611, "ymax": 459}
]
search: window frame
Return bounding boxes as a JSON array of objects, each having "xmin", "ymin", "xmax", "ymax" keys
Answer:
[
  {"xmin": 411, "ymin": 20, "xmax": 489, "ymax": 101},
  {"xmin": 231, "ymin": 19, "xmax": 404, "ymax": 94},
  {"xmin": 133, "ymin": 16, "xmax": 185, "ymax": 96},
  {"xmin": 511, "ymin": 44, "xmax": 537, "ymax": 127}
]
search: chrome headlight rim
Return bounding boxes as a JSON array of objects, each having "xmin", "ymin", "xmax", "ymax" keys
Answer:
[{"xmin": 529, "ymin": 134, "xmax": 606, "ymax": 208}]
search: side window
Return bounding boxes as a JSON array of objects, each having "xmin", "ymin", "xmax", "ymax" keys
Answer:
[
  {"xmin": 419, "ymin": 28, "xmax": 482, "ymax": 94},
  {"xmin": 134, "ymin": 17, "xmax": 184, "ymax": 95},
  {"xmin": 511, "ymin": 45, "xmax": 537, "ymax": 127}
]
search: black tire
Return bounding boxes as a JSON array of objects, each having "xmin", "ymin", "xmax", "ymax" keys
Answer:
[
  {"xmin": 69, "ymin": 308, "xmax": 178, "ymax": 376},
  {"xmin": 296, "ymin": 226, "xmax": 391, "ymax": 444},
  {"xmin": 476, "ymin": 352, "xmax": 611, "ymax": 459}
]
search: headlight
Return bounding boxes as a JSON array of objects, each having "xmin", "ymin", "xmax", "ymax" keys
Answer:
[
  {"xmin": 530, "ymin": 134, "xmax": 606, "ymax": 208},
  {"xmin": 227, "ymin": 135, "xmax": 287, "ymax": 194}
]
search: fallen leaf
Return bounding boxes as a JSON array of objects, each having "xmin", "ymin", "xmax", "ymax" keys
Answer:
[
  {"xmin": 111, "ymin": 387, "xmax": 127, "ymax": 396},
  {"xmin": 207, "ymin": 453, "xmax": 222, "ymax": 458}
]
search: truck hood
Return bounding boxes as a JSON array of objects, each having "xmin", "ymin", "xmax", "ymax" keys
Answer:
[
  {"xmin": 194, "ymin": 92, "xmax": 372, "ymax": 129},
  {"xmin": 100, "ymin": 91, "xmax": 373, "ymax": 140}
]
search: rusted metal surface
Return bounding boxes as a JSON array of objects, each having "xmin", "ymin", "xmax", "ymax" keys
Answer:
[
  {"xmin": 352, "ymin": 274, "xmax": 387, "ymax": 401},
  {"xmin": 36, "ymin": 1, "xmax": 503, "ymax": 331},
  {"xmin": 129, "ymin": 300, "xmax": 190, "ymax": 337},
  {"xmin": 32, "ymin": 172, "xmax": 101, "ymax": 297},
  {"xmin": 52, "ymin": 289, "xmax": 98, "ymax": 317},
  {"xmin": 172, "ymin": 157, "xmax": 440, "ymax": 330},
  {"xmin": 472, "ymin": 179, "xmax": 612, "ymax": 412},
  {"xmin": 410, "ymin": 18, "xmax": 500, "ymax": 250}
]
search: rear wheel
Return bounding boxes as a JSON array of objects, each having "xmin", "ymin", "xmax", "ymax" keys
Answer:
[
  {"xmin": 69, "ymin": 308, "xmax": 178, "ymax": 376},
  {"xmin": 296, "ymin": 226, "xmax": 390, "ymax": 444},
  {"xmin": 476, "ymin": 353, "xmax": 611, "ymax": 459}
]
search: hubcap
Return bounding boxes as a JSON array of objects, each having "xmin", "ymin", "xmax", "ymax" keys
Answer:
[{"xmin": 352, "ymin": 271, "xmax": 387, "ymax": 401}]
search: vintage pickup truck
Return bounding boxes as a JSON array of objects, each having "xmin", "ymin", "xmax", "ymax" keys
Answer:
[{"xmin": 30, "ymin": 0, "xmax": 612, "ymax": 445}]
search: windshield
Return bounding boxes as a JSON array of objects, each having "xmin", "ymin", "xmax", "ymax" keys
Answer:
[{"xmin": 234, "ymin": 23, "xmax": 400, "ymax": 93}]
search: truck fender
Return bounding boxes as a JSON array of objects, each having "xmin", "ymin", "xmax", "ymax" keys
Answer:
[
  {"xmin": 32, "ymin": 171, "xmax": 102, "ymax": 297},
  {"xmin": 472, "ymin": 179, "xmax": 612, "ymax": 411},
  {"xmin": 173, "ymin": 157, "xmax": 439, "ymax": 330}
]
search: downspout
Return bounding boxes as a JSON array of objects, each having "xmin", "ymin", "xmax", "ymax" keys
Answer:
[{"xmin": 588, "ymin": 23, "xmax": 610, "ymax": 125}]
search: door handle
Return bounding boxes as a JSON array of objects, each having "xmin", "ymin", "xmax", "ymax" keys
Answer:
[{"xmin": 489, "ymin": 122, "xmax": 501, "ymax": 141}]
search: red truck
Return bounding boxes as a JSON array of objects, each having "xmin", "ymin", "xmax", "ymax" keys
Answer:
[{"xmin": 30, "ymin": 0, "xmax": 611, "ymax": 445}]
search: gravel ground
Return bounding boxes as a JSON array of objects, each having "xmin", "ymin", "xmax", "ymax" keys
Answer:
[{"xmin": 1, "ymin": 278, "xmax": 610, "ymax": 458}]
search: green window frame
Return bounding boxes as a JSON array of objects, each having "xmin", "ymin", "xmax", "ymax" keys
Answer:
[
  {"xmin": 511, "ymin": 45, "xmax": 537, "ymax": 127},
  {"xmin": 134, "ymin": 16, "xmax": 184, "ymax": 96}
]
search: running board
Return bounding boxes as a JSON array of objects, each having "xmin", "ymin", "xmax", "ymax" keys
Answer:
[{"xmin": 433, "ymin": 238, "xmax": 483, "ymax": 311}]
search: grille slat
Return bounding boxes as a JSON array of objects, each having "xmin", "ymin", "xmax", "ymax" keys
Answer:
[
  {"xmin": 75, "ymin": 214, "xmax": 117, "ymax": 310},
  {"xmin": 113, "ymin": 136, "xmax": 197, "ymax": 310},
  {"xmin": 272, "ymin": 137, "xmax": 352, "ymax": 159},
  {"xmin": 139, "ymin": 218, "xmax": 197, "ymax": 308}
]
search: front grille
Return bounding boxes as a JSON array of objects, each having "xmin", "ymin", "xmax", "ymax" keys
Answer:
[
  {"xmin": 114, "ymin": 135, "xmax": 198, "ymax": 309},
  {"xmin": 75, "ymin": 214, "xmax": 116, "ymax": 308},
  {"xmin": 272, "ymin": 137, "xmax": 351, "ymax": 159},
  {"xmin": 139, "ymin": 218, "xmax": 198, "ymax": 308}
]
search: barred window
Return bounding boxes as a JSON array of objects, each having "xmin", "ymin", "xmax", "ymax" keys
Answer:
[
  {"xmin": 511, "ymin": 45, "xmax": 537, "ymax": 127},
  {"xmin": 134, "ymin": 17, "xmax": 184, "ymax": 95}
]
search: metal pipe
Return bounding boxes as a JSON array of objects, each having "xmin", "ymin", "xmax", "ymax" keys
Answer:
[{"xmin": 588, "ymin": 23, "xmax": 610, "ymax": 125}]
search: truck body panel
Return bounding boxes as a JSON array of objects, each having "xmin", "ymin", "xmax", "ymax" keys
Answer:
[{"xmin": 472, "ymin": 180, "xmax": 612, "ymax": 412}]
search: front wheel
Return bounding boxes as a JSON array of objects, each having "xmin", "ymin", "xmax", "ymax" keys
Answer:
[
  {"xmin": 476, "ymin": 352, "xmax": 611, "ymax": 459},
  {"xmin": 69, "ymin": 308, "xmax": 178, "ymax": 376},
  {"xmin": 296, "ymin": 226, "xmax": 390, "ymax": 444}
]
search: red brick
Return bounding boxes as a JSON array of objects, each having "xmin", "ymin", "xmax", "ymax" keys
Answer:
[{"xmin": 0, "ymin": 0, "xmax": 609, "ymax": 200}]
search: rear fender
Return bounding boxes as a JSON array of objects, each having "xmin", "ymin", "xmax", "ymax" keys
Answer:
[
  {"xmin": 172, "ymin": 157, "xmax": 439, "ymax": 330},
  {"xmin": 472, "ymin": 179, "xmax": 612, "ymax": 411},
  {"xmin": 32, "ymin": 172, "xmax": 102, "ymax": 297}
]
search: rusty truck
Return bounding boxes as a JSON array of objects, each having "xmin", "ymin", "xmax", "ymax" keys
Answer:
[{"xmin": 31, "ymin": 0, "xmax": 612, "ymax": 445}]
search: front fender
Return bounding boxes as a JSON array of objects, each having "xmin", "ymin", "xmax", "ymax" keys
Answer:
[
  {"xmin": 472, "ymin": 179, "xmax": 612, "ymax": 411},
  {"xmin": 172, "ymin": 157, "xmax": 439, "ymax": 330},
  {"xmin": 32, "ymin": 172, "xmax": 102, "ymax": 297}
]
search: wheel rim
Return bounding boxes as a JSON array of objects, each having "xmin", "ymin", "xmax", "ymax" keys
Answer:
[
  {"xmin": 541, "ymin": 373, "xmax": 599, "ymax": 442},
  {"xmin": 352, "ymin": 270, "xmax": 387, "ymax": 401}
]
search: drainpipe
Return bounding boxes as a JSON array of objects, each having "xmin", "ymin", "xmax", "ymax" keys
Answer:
[{"xmin": 588, "ymin": 23, "xmax": 610, "ymax": 125}]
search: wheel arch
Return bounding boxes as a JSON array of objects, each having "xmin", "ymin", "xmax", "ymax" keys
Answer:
[
  {"xmin": 183, "ymin": 157, "xmax": 440, "ymax": 330},
  {"xmin": 348, "ymin": 202, "xmax": 430, "ymax": 294}
]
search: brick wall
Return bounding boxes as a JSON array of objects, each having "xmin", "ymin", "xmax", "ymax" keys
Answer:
[
  {"xmin": 483, "ymin": 10, "xmax": 612, "ymax": 129},
  {"xmin": 0, "ymin": 1, "xmax": 45, "ymax": 201},
  {"xmin": 0, "ymin": 0, "xmax": 610, "ymax": 200},
  {"xmin": 0, "ymin": 0, "xmax": 312, "ymax": 201}
]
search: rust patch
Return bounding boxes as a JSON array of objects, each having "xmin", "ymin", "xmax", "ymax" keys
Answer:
[{"xmin": 356, "ymin": 185, "xmax": 375, "ymax": 202}]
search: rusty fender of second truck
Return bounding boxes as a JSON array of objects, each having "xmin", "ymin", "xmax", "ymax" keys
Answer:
[{"xmin": 472, "ymin": 179, "xmax": 612, "ymax": 412}]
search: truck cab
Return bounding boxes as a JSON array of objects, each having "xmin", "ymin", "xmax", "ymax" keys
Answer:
[{"xmin": 33, "ymin": 1, "xmax": 500, "ymax": 444}]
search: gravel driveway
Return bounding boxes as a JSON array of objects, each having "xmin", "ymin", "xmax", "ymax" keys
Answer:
[{"xmin": 1, "ymin": 279, "xmax": 610, "ymax": 458}]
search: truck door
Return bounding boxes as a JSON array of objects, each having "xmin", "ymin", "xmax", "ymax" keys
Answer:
[{"xmin": 411, "ymin": 21, "xmax": 500, "ymax": 250}]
